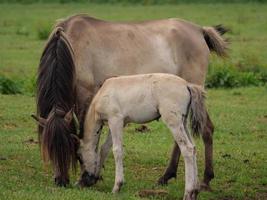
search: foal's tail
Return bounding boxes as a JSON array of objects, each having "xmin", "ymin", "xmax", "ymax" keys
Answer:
[
  {"xmin": 203, "ymin": 25, "xmax": 229, "ymax": 57},
  {"xmin": 186, "ymin": 84, "xmax": 207, "ymax": 137}
]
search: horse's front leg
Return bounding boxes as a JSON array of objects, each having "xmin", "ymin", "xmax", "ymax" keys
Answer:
[{"xmin": 108, "ymin": 117, "xmax": 124, "ymax": 193}]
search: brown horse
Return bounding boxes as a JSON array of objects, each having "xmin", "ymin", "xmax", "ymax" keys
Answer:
[{"xmin": 34, "ymin": 14, "xmax": 228, "ymax": 187}]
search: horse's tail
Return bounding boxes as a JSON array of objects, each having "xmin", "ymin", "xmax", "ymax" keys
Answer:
[
  {"xmin": 186, "ymin": 84, "xmax": 207, "ymax": 137},
  {"xmin": 37, "ymin": 26, "xmax": 77, "ymax": 181},
  {"xmin": 203, "ymin": 25, "xmax": 229, "ymax": 57}
]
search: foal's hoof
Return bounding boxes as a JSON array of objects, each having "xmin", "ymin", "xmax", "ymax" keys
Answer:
[
  {"xmin": 54, "ymin": 177, "xmax": 69, "ymax": 187},
  {"xmin": 183, "ymin": 189, "xmax": 199, "ymax": 200},
  {"xmin": 78, "ymin": 171, "xmax": 98, "ymax": 187},
  {"xmin": 200, "ymin": 182, "xmax": 212, "ymax": 191},
  {"xmin": 112, "ymin": 181, "xmax": 124, "ymax": 193}
]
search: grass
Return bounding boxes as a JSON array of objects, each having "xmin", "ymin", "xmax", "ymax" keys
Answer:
[
  {"xmin": 0, "ymin": 2, "xmax": 267, "ymax": 200},
  {"xmin": 0, "ymin": 3, "xmax": 267, "ymax": 80},
  {"xmin": 0, "ymin": 87, "xmax": 267, "ymax": 200}
]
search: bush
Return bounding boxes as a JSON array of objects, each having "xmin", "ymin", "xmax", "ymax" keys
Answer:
[
  {"xmin": 206, "ymin": 66, "xmax": 265, "ymax": 88},
  {"xmin": 37, "ymin": 23, "xmax": 51, "ymax": 40},
  {"xmin": 0, "ymin": 76, "xmax": 22, "ymax": 94},
  {"xmin": 206, "ymin": 67, "xmax": 239, "ymax": 88},
  {"xmin": 238, "ymin": 72, "xmax": 261, "ymax": 87}
]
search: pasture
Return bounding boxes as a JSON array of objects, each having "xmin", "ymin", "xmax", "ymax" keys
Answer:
[{"xmin": 0, "ymin": 2, "xmax": 267, "ymax": 200}]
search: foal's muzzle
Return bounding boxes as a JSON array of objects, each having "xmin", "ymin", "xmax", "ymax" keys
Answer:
[{"xmin": 78, "ymin": 171, "xmax": 98, "ymax": 187}]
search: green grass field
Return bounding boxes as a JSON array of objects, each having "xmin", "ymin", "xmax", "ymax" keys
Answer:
[
  {"xmin": 0, "ymin": 87, "xmax": 267, "ymax": 200},
  {"xmin": 0, "ymin": 3, "xmax": 267, "ymax": 79},
  {"xmin": 0, "ymin": 3, "xmax": 267, "ymax": 200}
]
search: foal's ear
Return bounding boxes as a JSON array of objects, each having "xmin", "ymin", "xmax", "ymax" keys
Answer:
[
  {"xmin": 64, "ymin": 108, "xmax": 73, "ymax": 125},
  {"xmin": 31, "ymin": 114, "xmax": 47, "ymax": 127}
]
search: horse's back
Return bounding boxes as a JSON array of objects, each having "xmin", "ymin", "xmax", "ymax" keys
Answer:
[
  {"xmin": 55, "ymin": 15, "xmax": 210, "ymax": 121},
  {"xmin": 57, "ymin": 15, "xmax": 209, "ymax": 84}
]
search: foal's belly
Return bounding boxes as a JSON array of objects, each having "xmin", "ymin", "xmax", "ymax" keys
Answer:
[{"xmin": 123, "ymin": 103, "xmax": 159, "ymax": 124}]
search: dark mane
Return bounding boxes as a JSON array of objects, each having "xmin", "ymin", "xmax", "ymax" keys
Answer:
[{"xmin": 37, "ymin": 26, "xmax": 77, "ymax": 184}]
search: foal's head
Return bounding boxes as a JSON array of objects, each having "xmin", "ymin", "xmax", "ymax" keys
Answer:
[{"xmin": 32, "ymin": 107, "xmax": 80, "ymax": 186}]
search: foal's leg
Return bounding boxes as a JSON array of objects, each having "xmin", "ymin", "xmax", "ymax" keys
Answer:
[
  {"xmin": 158, "ymin": 112, "xmax": 215, "ymax": 188},
  {"xmin": 78, "ymin": 120, "xmax": 103, "ymax": 187},
  {"xmin": 201, "ymin": 113, "xmax": 214, "ymax": 190},
  {"xmin": 95, "ymin": 130, "xmax": 113, "ymax": 177},
  {"xmin": 108, "ymin": 117, "xmax": 124, "ymax": 193},
  {"xmin": 162, "ymin": 113, "xmax": 199, "ymax": 200}
]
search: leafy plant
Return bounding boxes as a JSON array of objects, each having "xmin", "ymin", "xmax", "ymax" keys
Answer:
[
  {"xmin": 206, "ymin": 65, "xmax": 266, "ymax": 88},
  {"xmin": 37, "ymin": 23, "xmax": 51, "ymax": 40},
  {"xmin": 206, "ymin": 68, "xmax": 239, "ymax": 88},
  {"xmin": 0, "ymin": 75, "xmax": 21, "ymax": 94}
]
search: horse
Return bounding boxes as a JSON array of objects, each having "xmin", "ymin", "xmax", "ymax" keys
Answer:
[
  {"xmin": 77, "ymin": 73, "xmax": 207, "ymax": 200},
  {"xmin": 33, "ymin": 14, "xmax": 228, "ymax": 187}
]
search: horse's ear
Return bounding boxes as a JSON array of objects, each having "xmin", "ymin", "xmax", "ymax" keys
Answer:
[
  {"xmin": 64, "ymin": 108, "xmax": 73, "ymax": 125},
  {"xmin": 31, "ymin": 114, "xmax": 47, "ymax": 127}
]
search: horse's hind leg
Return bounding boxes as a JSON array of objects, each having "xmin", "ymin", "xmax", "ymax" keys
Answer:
[
  {"xmin": 201, "ymin": 113, "xmax": 214, "ymax": 190},
  {"xmin": 158, "ymin": 142, "xmax": 181, "ymax": 185}
]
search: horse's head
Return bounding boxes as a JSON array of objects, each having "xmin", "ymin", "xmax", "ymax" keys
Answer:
[{"xmin": 32, "ymin": 107, "xmax": 80, "ymax": 187}]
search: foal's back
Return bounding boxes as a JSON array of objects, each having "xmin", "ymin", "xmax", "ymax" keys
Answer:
[{"xmin": 92, "ymin": 73, "xmax": 191, "ymax": 123}]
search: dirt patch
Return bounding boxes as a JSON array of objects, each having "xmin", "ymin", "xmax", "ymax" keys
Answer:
[
  {"xmin": 135, "ymin": 125, "xmax": 150, "ymax": 133},
  {"xmin": 3, "ymin": 122, "xmax": 17, "ymax": 130},
  {"xmin": 23, "ymin": 138, "xmax": 38, "ymax": 144},
  {"xmin": 257, "ymin": 115, "xmax": 267, "ymax": 124},
  {"xmin": 0, "ymin": 157, "xmax": 7, "ymax": 161}
]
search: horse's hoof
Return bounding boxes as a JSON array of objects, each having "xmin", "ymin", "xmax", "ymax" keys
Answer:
[
  {"xmin": 78, "ymin": 171, "xmax": 98, "ymax": 187},
  {"xmin": 157, "ymin": 176, "xmax": 168, "ymax": 185},
  {"xmin": 157, "ymin": 172, "xmax": 176, "ymax": 185},
  {"xmin": 200, "ymin": 182, "xmax": 212, "ymax": 191},
  {"xmin": 54, "ymin": 177, "xmax": 69, "ymax": 187}
]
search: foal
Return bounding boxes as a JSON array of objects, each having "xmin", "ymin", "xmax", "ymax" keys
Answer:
[{"xmin": 78, "ymin": 73, "xmax": 207, "ymax": 200}]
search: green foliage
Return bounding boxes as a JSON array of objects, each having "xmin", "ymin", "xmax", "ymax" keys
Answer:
[
  {"xmin": 206, "ymin": 67, "xmax": 239, "ymax": 88},
  {"xmin": 0, "ymin": 3, "xmax": 266, "ymax": 95},
  {"xmin": 206, "ymin": 66, "xmax": 265, "ymax": 88},
  {"xmin": 0, "ymin": 75, "xmax": 21, "ymax": 94},
  {"xmin": 37, "ymin": 23, "xmax": 51, "ymax": 40}
]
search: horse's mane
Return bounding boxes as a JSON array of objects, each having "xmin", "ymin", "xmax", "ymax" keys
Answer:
[{"xmin": 37, "ymin": 26, "xmax": 78, "ymax": 181}]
